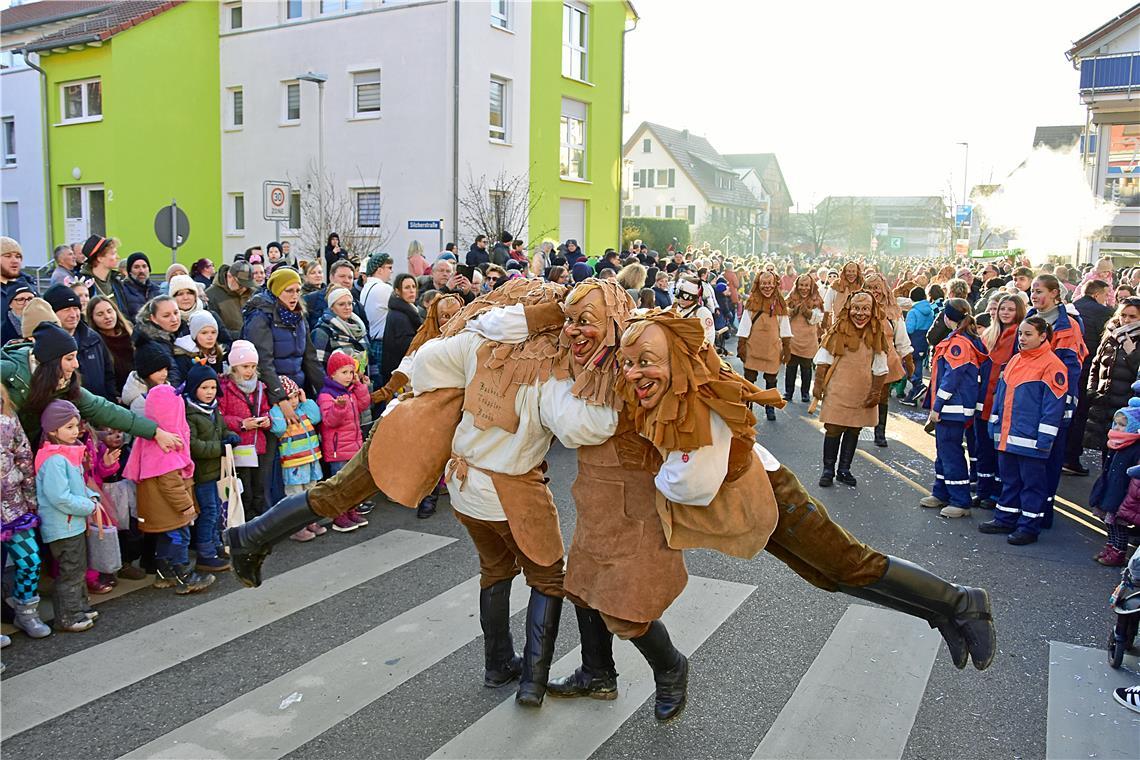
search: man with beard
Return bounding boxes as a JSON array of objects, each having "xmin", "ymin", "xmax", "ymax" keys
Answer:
[{"xmin": 121, "ymin": 252, "xmax": 161, "ymax": 321}]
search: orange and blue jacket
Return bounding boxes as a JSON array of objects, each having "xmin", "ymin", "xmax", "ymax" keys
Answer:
[
  {"xmin": 989, "ymin": 343, "xmax": 1068, "ymax": 458},
  {"xmin": 1019, "ymin": 306, "xmax": 1088, "ymax": 423},
  {"xmin": 926, "ymin": 330, "xmax": 990, "ymax": 423}
]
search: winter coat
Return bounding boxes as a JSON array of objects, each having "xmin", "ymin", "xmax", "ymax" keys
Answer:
[
  {"xmin": 123, "ymin": 384, "xmax": 194, "ymax": 482},
  {"xmin": 312, "ymin": 310, "xmax": 369, "ymax": 370},
  {"xmin": 1022, "ymin": 306, "xmax": 1088, "ymax": 424},
  {"xmin": 1073, "ymin": 295, "xmax": 1113, "ymax": 355},
  {"xmin": 381, "ymin": 294, "xmax": 423, "ymax": 382},
  {"xmin": 303, "ymin": 286, "xmax": 327, "ymax": 332},
  {"xmin": 653, "ymin": 287, "xmax": 673, "ymax": 309},
  {"xmin": 1085, "ymin": 322, "xmax": 1140, "ymax": 450},
  {"xmin": 927, "ymin": 331, "xmax": 990, "ymax": 423},
  {"xmin": 465, "ymin": 243, "xmax": 490, "ymax": 269},
  {"xmin": 204, "ymin": 266, "xmax": 253, "ymax": 335},
  {"xmin": 241, "ymin": 290, "xmax": 323, "ymax": 404},
  {"xmin": 0, "ymin": 274, "xmax": 38, "ymax": 337},
  {"xmin": 173, "ymin": 335, "xmax": 226, "ymax": 382},
  {"xmin": 905, "ymin": 299, "xmax": 935, "ymax": 335},
  {"xmin": 120, "ymin": 277, "xmax": 160, "ymax": 322},
  {"xmin": 186, "ymin": 400, "xmax": 235, "ymax": 484},
  {"xmin": 133, "ymin": 318, "xmax": 184, "ymax": 387},
  {"xmin": 490, "ymin": 242, "xmax": 510, "ymax": 268},
  {"xmin": 1089, "ymin": 440, "xmax": 1140, "ymax": 515},
  {"xmin": 317, "ymin": 377, "xmax": 370, "ymax": 463},
  {"xmin": 219, "ymin": 375, "xmax": 270, "ymax": 456},
  {"xmin": 989, "ymin": 343, "xmax": 1068, "ymax": 459},
  {"xmin": 121, "ymin": 371, "xmax": 152, "ymax": 417},
  {"xmin": 0, "ymin": 344, "xmax": 157, "ymax": 445},
  {"xmin": 1, "ymin": 414, "xmax": 39, "ymax": 538},
  {"xmin": 80, "ymin": 263, "xmax": 130, "ymax": 315},
  {"xmin": 1118, "ymin": 476, "xmax": 1140, "ymax": 525},
  {"xmin": 74, "ymin": 320, "xmax": 118, "ymax": 403},
  {"xmin": 35, "ymin": 445, "xmax": 97, "ymax": 544},
  {"xmin": 269, "ymin": 399, "xmax": 322, "ymax": 486}
]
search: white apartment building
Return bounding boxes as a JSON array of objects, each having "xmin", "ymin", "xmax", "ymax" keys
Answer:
[{"xmin": 219, "ymin": 0, "xmax": 531, "ymax": 270}]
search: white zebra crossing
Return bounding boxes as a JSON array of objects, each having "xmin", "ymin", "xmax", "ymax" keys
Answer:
[
  {"xmin": 1045, "ymin": 641, "xmax": 1140, "ymax": 760},
  {"xmin": 0, "ymin": 528, "xmax": 455, "ymax": 740}
]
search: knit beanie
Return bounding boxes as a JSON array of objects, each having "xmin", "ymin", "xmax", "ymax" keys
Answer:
[
  {"xmin": 364, "ymin": 252, "xmax": 392, "ymax": 276},
  {"xmin": 21, "ymin": 298, "xmax": 60, "ymax": 338},
  {"xmin": 326, "ymin": 286, "xmax": 352, "ymax": 309},
  {"xmin": 125, "ymin": 252, "xmax": 150, "ymax": 274},
  {"xmin": 910, "ymin": 287, "xmax": 926, "ymax": 302},
  {"xmin": 168, "ymin": 274, "xmax": 198, "ymax": 297},
  {"xmin": 327, "ymin": 350, "xmax": 356, "ymax": 376},
  {"xmin": 43, "ymin": 283, "xmax": 82, "ymax": 313},
  {"xmin": 267, "ymin": 266, "xmax": 302, "ymax": 298},
  {"xmin": 40, "ymin": 399, "xmax": 79, "ymax": 439},
  {"xmin": 0, "ymin": 236, "xmax": 20, "ymax": 256},
  {"xmin": 31, "ymin": 323, "xmax": 77, "ymax": 364},
  {"xmin": 188, "ymin": 310, "xmax": 218, "ymax": 341},
  {"xmin": 227, "ymin": 339, "xmax": 259, "ymax": 367},
  {"xmin": 280, "ymin": 376, "xmax": 301, "ymax": 397},
  {"xmin": 134, "ymin": 340, "xmax": 172, "ymax": 379},
  {"xmin": 1114, "ymin": 398, "xmax": 1140, "ymax": 434},
  {"xmin": 183, "ymin": 363, "xmax": 219, "ymax": 401},
  {"xmin": 571, "ymin": 262, "xmax": 593, "ymax": 283}
]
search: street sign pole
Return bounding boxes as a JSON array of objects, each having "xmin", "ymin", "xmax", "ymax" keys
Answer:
[
  {"xmin": 170, "ymin": 199, "xmax": 178, "ymax": 267},
  {"xmin": 438, "ymin": 219, "xmax": 444, "ymax": 258}
]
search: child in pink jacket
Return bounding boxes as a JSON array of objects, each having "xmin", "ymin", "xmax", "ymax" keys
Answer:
[{"xmin": 317, "ymin": 350, "xmax": 371, "ymax": 532}]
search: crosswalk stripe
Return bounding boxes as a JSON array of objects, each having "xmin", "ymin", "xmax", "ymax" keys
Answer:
[
  {"xmin": 428, "ymin": 575, "xmax": 756, "ymax": 760},
  {"xmin": 119, "ymin": 575, "xmax": 531, "ymax": 760},
  {"xmin": 1045, "ymin": 640, "xmax": 1140, "ymax": 759},
  {"xmin": 751, "ymin": 604, "xmax": 939, "ymax": 760},
  {"xmin": 1, "ymin": 528, "xmax": 454, "ymax": 741}
]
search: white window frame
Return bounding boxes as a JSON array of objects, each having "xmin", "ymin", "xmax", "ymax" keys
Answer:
[
  {"xmin": 2, "ymin": 117, "xmax": 14, "ymax": 166},
  {"xmin": 1, "ymin": 201, "xmax": 18, "ymax": 241},
  {"xmin": 321, "ymin": 0, "xmax": 364, "ymax": 14},
  {"xmin": 355, "ymin": 187, "xmax": 383, "ymax": 229},
  {"xmin": 489, "ymin": 76, "xmax": 510, "ymax": 143},
  {"xmin": 562, "ymin": 1, "xmax": 589, "ymax": 82},
  {"xmin": 490, "ymin": 0, "xmax": 510, "ymax": 30},
  {"xmin": 285, "ymin": 0, "xmax": 303, "ymax": 21},
  {"xmin": 350, "ymin": 68, "xmax": 382, "ymax": 119},
  {"xmin": 226, "ymin": 2, "xmax": 243, "ymax": 30},
  {"xmin": 560, "ymin": 98, "xmax": 587, "ymax": 181},
  {"xmin": 227, "ymin": 87, "xmax": 244, "ymax": 129},
  {"xmin": 288, "ymin": 190, "xmax": 302, "ymax": 232},
  {"xmin": 282, "ymin": 80, "xmax": 301, "ymax": 124},
  {"xmin": 59, "ymin": 77, "xmax": 102, "ymax": 125},
  {"xmin": 229, "ymin": 193, "xmax": 245, "ymax": 234},
  {"xmin": 642, "ymin": 138, "xmax": 651, "ymax": 153}
]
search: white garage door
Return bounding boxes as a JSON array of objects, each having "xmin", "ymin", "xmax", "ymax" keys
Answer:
[{"xmin": 559, "ymin": 198, "xmax": 585, "ymax": 245}]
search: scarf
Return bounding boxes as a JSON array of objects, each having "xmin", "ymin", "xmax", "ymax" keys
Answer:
[
  {"xmin": 1108, "ymin": 430, "xmax": 1140, "ymax": 450},
  {"xmin": 320, "ymin": 375, "xmax": 352, "ymax": 399},
  {"xmin": 277, "ymin": 304, "xmax": 303, "ymax": 329},
  {"xmin": 1037, "ymin": 304, "xmax": 1060, "ymax": 325},
  {"xmin": 185, "ymin": 397, "xmax": 218, "ymax": 416},
  {"xmin": 179, "ymin": 301, "xmax": 203, "ymax": 321},
  {"xmin": 234, "ymin": 376, "xmax": 259, "ymax": 394},
  {"xmin": 34, "ymin": 442, "xmax": 86, "ymax": 473},
  {"xmin": 328, "ymin": 312, "xmax": 366, "ymax": 343},
  {"xmin": 1112, "ymin": 319, "xmax": 1140, "ymax": 355}
]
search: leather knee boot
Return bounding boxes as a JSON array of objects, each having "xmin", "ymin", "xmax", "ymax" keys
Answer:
[
  {"xmin": 874, "ymin": 403, "xmax": 889, "ymax": 447},
  {"xmin": 837, "ymin": 429, "xmax": 859, "ymax": 486},
  {"xmin": 516, "ymin": 589, "xmax": 563, "ymax": 707},
  {"xmin": 850, "ymin": 556, "xmax": 996, "ymax": 670},
  {"xmin": 547, "ymin": 605, "xmax": 618, "ymax": 699},
  {"xmin": 224, "ymin": 492, "xmax": 321, "ymax": 588},
  {"xmin": 480, "ymin": 579, "xmax": 522, "ymax": 687},
  {"xmin": 630, "ymin": 620, "xmax": 688, "ymax": 721},
  {"xmin": 820, "ymin": 435, "xmax": 840, "ymax": 487}
]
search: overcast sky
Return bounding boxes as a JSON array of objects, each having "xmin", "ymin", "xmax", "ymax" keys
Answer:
[{"xmin": 623, "ymin": 0, "xmax": 1131, "ymax": 209}]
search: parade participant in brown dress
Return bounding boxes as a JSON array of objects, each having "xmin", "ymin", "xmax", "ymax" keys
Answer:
[
  {"xmin": 863, "ymin": 272, "xmax": 915, "ymax": 447},
  {"xmin": 813, "ymin": 291, "xmax": 890, "ymax": 487},
  {"xmin": 783, "ymin": 273, "xmax": 824, "ymax": 403},
  {"xmin": 735, "ymin": 271, "xmax": 792, "ymax": 421},
  {"xmin": 618, "ymin": 311, "xmax": 998, "ymax": 676},
  {"xmin": 370, "ymin": 292, "xmax": 465, "ymax": 403},
  {"xmin": 823, "ymin": 260, "xmax": 864, "ymax": 323}
]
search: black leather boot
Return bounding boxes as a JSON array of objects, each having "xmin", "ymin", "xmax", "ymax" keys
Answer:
[
  {"xmin": 820, "ymin": 435, "xmax": 840, "ymax": 487},
  {"xmin": 547, "ymin": 605, "xmax": 618, "ymax": 700},
  {"xmin": 416, "ymin": 492, "xmax": 437, "ymax": 519},
  {"xmin": 630, "ymin": 620, "xmax": 688, "ymax": 721},
  {"xmin": 224, "ymin": 492, "xmax": 321, "ymax": 588},
  {"xmin": 480, "ymin": 579, "xmax": 522, "ymax": 687},
  {"xmin": 839, "ymin": 583, "xmax": 969, "ymax": 670},
  {"xmin": 515, "ymin": 589, "xmax": 563, "ymax": 707},
  {"xmin": 836, "ymin": 428, "xmax": 859, "ymax": 486},
  {"xmin": 765, "ymin": 405, "xmax": 777, "ymax": 421},
  {"xmin": 874, "ymin": 403, "xmax": 889, "ymax": 447},
  {"xmin": 855, "ymin": 556, "xmax": 996, "ymax": 670}
]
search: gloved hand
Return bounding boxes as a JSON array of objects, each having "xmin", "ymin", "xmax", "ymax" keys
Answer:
[
  {"xmin": 780, "ymin": 337, "xmax": 792, "ymax": 365},
  {"xmin": 524, "ymin": 302, "xmax": 566, "ymax": 334},
  {"xmin": 371, "ymin": 371, "xmax": 408, "ymax": 404},
  {"xmin": 737, "ymin": 340, "xmax": 748, "ymax": 362},
  {"xmin": 813, "ymin": 365, "xmax": 831, "ymax": 400},
  {"xmin": 864, "ymin": 375, "xmax": 886, "ymax": 408},
  {"xmin": 371, "ymin": 387, "xmax": 393, "ymax": 404},
  {"xmin": 902, "ymin": 353, "xmax": 916, "ymax": 380},
  {"xmin": 224, "ymin": 433, "xmax": 241, "ymax": 446}
]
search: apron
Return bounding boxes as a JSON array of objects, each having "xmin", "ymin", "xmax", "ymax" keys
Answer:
[
  {"xmin": 369, "ymin": 388, "xmax": 465, "ymax": 508},
  {"xmin": 745, "ymin": 312, "xmax": 782, "ymax": 375},
  {"xmin": 789, "ymin": 309, "xmax": 820, "ymax": 359},
  {"xmin": 819, "ymin": 342, "xmax": 878, "ymax": 429}
]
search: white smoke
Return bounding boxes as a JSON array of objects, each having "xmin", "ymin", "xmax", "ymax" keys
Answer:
[{"xmin": 977, "ymin": 146, "xmax": 1119, "ymax": 266}]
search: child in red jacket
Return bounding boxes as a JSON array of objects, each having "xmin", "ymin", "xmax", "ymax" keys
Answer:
[
  {"xmin": 317, "ymin": 350, "xmax": 372, "ymax": 533},
  {"xmin": 218, "ymin": 340, "xmax": 271, "ymax": 519}
]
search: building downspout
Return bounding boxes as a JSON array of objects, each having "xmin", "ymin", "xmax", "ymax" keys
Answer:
[
  {"xmin": 22, "ymin": 51, "xmax": 54, "ymax": 256},
  {"xmin": 451, "ymin": 0, "xmax": 460, "ymax": 247}
]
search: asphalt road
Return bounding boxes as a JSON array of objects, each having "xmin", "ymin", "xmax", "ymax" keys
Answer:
[{"xmin": 2, "ymin": 354, "xmax": 1137, "ymax": 760}]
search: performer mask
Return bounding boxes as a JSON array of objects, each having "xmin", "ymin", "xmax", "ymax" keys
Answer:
[
  {"xmin": 847, "ymin": 293, "xmax": 873, "ymax": 330},
  {"xmin": 563, "ymin": 287, "xmax": 607, "ymax": 367},
  {"xmin": 843, "ymin": 263, "xmax": 860, "ymax": 284},
  {"xmin": 758, "ymin": 273, "xmax": 777, "ymax": 298},
  {"xmin": 434, "ymin": 297, "xmax": 461, "ymax": 328},
  {"xmin": 620, "ymin": 323, "xmax": 671, "ymax": 410}
]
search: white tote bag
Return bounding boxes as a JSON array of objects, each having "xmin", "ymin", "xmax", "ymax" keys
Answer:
[{"xmin": 218, "ymin": 444, "xmax": 246, "ymax": 530}]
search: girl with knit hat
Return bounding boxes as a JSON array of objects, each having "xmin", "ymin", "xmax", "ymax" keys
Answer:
[
  {"xmin": 268, "ymin": 376, "xmax": 333, "ymax": 539},
  {"xmin": 185, "ymin": 364, "xmax": 240, "ymax": 572},
  {"xmin": 173, "ymin": 310, "xmax": 226, "ymax": 380},
  {"xmin": 35, "ymin": 399, "xmax": 99, "ymax": 632},
  {"xmin": 168, "ymin": 274, "xmax": 204, "ymax": 322},
  {"xmin": 317, "ymin": 350, "xmax": 372, "ymax": 531},
  {"xmin": 219, "ymin": 340, "xmax": 271, "ymax": 519},
  {"xmin": 1086, "ymin": 397, "xmax": 1140, "ymax": 567}
]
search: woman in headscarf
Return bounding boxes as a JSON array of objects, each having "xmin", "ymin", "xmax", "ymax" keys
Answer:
[
  {"xmin": 783, "ymin": 273, "xmax": 824, "ymax": 403},
  {"xmin": 735, "ymin": 271, "xmax": 791, "ymax": 421},
  {"xmin": 863, "ymin": 272, "xmax": 915, "ymax": 447}
]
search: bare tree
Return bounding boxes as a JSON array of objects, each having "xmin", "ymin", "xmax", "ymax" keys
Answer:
[
  {"xmin": 287, "ymin": 161, "xmax": 391, "ymax": 263},
  {"xmin": 792, "ymin": 198, "xmax": 841, "ymax": 256},
  {"xmin": 457, "ymin": 168, "xmax": 552, "ymax": 247}
]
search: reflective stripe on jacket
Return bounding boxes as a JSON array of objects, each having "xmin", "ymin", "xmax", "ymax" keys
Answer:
[{"xmin": 990, "ymin": 343, "xmax": 1068, "ymax": 458}]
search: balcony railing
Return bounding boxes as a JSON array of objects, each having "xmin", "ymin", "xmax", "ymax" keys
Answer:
[{"xmin": 1079, "ymin": 53, "xmax": 1140, "ymax": 93}]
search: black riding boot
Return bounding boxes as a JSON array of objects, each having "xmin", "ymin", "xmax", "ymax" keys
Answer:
[
  {"xmin": 874, "ymin": 403, "xmax": 889, "ymax": 447},
  {"xmin": 836, "ymin": 428, "xmax": 859, "ymax": 486},
  {"xmin": 630, "ymin": 620, "xmax": 688, "ymax": 722},
  {"xmin": 480, "ymin": 579, "xmax": 522, "ymax": 687},
  {"xmin": 846, "ymin": 556, "xmax": 996, "ymax": 670},
  {"xmin": 547, "ymin": 605, "xmax": 618, "ymax": 699},
  {"xmin": 416, "ymin": 491, "xmax": 437, "ymax": 519},
  {"xmin": 820, "ymin": 435, "xmax": 840, "ymax": 487},
  {"xmin": 515, "ymin": 589, "xmax": 563, "ymax": 707},
  {"xmin": 224, "ymin": 492, "xmax": 321, "ymax": 588}
]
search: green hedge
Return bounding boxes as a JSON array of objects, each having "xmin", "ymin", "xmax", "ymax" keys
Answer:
[{"xmin": 622, "ymin": 217, "xmax": 690, "ymax": 253}]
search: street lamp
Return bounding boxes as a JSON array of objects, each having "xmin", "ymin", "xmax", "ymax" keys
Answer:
[{"xmin": 297, "ymin": 72, "xmax": 328, "ymax": 248}]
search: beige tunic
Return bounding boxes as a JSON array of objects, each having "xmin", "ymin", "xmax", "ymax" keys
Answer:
[
  {"xmin": 739, "ymin": 311, "xmax": 792, "ymax": 375},
  {"xmin": 815, "ymin": 342, "xmax": 888, "ymax": 428},
  {"xmin": 788, "ymin": 307, "xmax": 823, "ymax": 359}
]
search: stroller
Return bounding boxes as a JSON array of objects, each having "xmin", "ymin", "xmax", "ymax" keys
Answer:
[{"xmin": 1108, "ymin": 559, "xmax": 1140, "ymax": 668}]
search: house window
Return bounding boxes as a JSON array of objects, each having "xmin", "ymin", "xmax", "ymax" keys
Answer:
[
  {"xmin": 231, "ymin": 194, "xmax": 245, "ymax": 232},
  {"xmin": 654, "ymin": 206, "xmax": 661, "ymax": 217},
  {"xmin": 645, "ymin": 168, "xmax": 654, "ymax": 188},
  {"xmin": 490, "ymin": 0, "xmax": 509, "ymax": 29},
  {"xmin": 286, "ymin": 0, "xmax": 303, "ymax": 20},
  {"xmin": 2, "ymin": 202, "xmax": 18, "ymax": 240},
  {"xmin": 665, "ymin": 205, "xmax": 673, "ymax": 218},
  {"xmin": 284, "ymin": 81, "xmax": 301, "ymax": 122},
  {"xmin": 321, "ymin": 0, "xmax": 364, "ymax": 14},
  {"xmin": 687, "ymin": 205, "xmax": 696, "ymax": 224},
  {"xmin": 559, "ymin": 98, "xmax": 586, "ymax": 180},
  {"xmin": 489, "ymin": 77, "xmax": 509, "ymax": 142},
  {"xmin": 60, "ymin": 78, "xmax": 102, "ymax": 123},
  {"xmin": 657, "ymin": 169, "xmax": 674, "ymax": 188},
  {"xmin": 561, "ymin": 1, "xmax": 588, "ymax": 81},
  {"xmin": 229, "ymin": 88, "xmax": 243, "ymax": 128},
  {"xmin": 489, "ymin": 189, "xmax": 508, "ymax": 232},
  {"xmin": 227, "ymin": 3, "xmax": 243, "ymax": 29},
  {"xmin": 353, "ymin": 69, "xmax": 381, "ymax": 116},
  {"xmin": 289, "ymin": 191, "xmax": 302, "ymax": 230},
  {"xmin": 356, "ymin": 188, "xmax": 382, "ymax": 228},
  {"xmin": 2, "ymin": 117, "xmax": 14, "ymax": 165},
  {"xmin": 642, "ymin": 138, "xmax": 651, "ymax": 153},
  {"xmin": 631, "ymin": 171, "xmax": 641, "ymax": 189}
]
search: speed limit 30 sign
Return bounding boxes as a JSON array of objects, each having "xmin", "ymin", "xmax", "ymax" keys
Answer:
[{"xmin": 263, "ymin": 180, "xmax": 291, "ymax": 222}]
